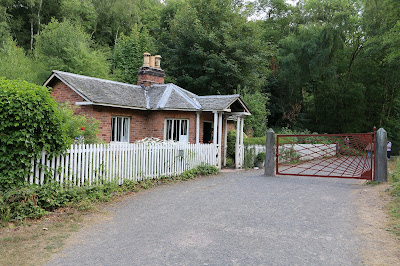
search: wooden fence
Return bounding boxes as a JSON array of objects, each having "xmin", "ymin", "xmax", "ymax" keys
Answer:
[{"xmin": 27, "ymin": 143, "xmax": 218, "ymax": 186}]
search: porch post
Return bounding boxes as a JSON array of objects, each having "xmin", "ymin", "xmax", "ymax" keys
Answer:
[
  {"xmin": 240, "ymin": 115, "xmax": 244, "ymax": 146},
  {"xmin": 223, "ymin": 115, "xmax": 228, "ymax": 167},
  {"xmin": 213, "ymin": 112, "xmax": 218, "ymax": 144},
  {"xmin": 218, "ymin": 112, "xmax": 223, "ymax": 168},
  {"xmin": 196, "ymin": 111, "xmax": 200, "ymax": 144},
  {"xmin": 213, "ymin": 111, "xmax": 219, "ymax": 168},
  {"xmin": 235, "ymin": 116, "xmax": 241, "ymax": 169}
]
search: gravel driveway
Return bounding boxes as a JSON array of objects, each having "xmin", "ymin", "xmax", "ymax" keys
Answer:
[{"xmin": 48, "ymin": 170, "xmax": 365, "ymax": 265}]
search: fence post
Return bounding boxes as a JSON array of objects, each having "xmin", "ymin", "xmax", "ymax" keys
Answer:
[
  {"xmin": 264, "ymin": 128, "xmax": 276, "ymax": 176},
  {"xmin": 375, "ymin": 128, "xmax": 388, "ymax": 182}
]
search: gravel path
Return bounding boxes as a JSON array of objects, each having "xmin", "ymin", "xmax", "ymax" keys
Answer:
[{"xmin": 48, "ymin": 170, "xmax": 365, "ymax": 265}]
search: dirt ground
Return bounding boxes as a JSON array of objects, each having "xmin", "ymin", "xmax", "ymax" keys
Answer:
[{"xmin": 354, "ymin": 182, "xmax": 400, "ymax": 265}]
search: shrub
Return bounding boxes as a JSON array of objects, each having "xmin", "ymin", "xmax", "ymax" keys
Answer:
[
  {"xmin": 255, "ymin": 152, "xmax": 266, "ymax": 164},
  {"xmin": 243, "ymin": 145, "xmax": 256, "ymax": 168},
  {"xmin": 243, "ymin": 136, "xmax": 266, "ymax": 145},
  {"xmin": 0, "ymin": 79, "xmax": 69, "ymax": 190},
  {"xmin": 57, "ymin": 103, "xmax": 101, "ymax": 144}
]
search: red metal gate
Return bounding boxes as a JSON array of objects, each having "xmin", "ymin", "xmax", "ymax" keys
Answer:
[{"xmin": 276, "ymin": 130, "xmax": 375, "ymax": 180}]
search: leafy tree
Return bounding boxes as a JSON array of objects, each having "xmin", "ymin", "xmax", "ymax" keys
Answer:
[
  {"xmin": 239, "ymin": 87, "xmax": 270, "ymax": 137},
  {"xmin": 35, "ymin": 19, "xmax": 111, "ymax": 80},
  {"xmin": 91, "ymin": 0, "xmax": 141, "ymax": 46},
  {"xmin": 0, "ymin": 37, "xmax": 41, "ymax": 84},
  {"xmin": 4, "ymin": 0, "xmax": 61, "ymax": 50},
  {"xmin": 0, "ymin": 79, "xmax": 69, "ymax": 190},
  {"xmin": 159, "ymin": 0, "xmax": 269, "ymax": 95},
  {"xmin": 59, "ymin": 0, "xmax": 98, "ymax": 34},
  {"xmin": 112, "ymin": 25, "xmax": 155, "ymax": 84}
]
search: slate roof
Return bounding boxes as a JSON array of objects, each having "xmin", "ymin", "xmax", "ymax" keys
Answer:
[{"xmin": 44, "ymin": 70, "xmax": 250, "ymax": 114}]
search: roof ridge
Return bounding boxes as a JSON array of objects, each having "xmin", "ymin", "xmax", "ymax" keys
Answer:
[
  {"xmin": 170, "ymin": 84, "xmax": 202, "ymax": 110},
  {"xmin": 195, "ymin": 94, "xmax": 240, "ymax": 98},
  {"xmin": 157, "ymin": 85, "xmax": 173, "ymax": 108},
  {"xmin": 53, "ymin": 70, "xmax": 142, "ymax": 89}
]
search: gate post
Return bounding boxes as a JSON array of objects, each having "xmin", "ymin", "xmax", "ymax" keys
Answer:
[
  {"xmin": 264, "ymin": 128, "xmax": 276, "ymax": 176},
  {"xmin": 375, "ymin": 128, "xmax": 388, "ymax": 182}
]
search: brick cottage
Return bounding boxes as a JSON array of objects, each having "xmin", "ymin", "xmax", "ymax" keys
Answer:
[{"xmin": 44, "ymin": 53, "xmax": 251, "ymax": 168}]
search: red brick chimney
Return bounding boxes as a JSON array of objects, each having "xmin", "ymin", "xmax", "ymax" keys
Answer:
[{"xmin": 137, "ymin": 53, "xmax": 165, "ymax": 87}]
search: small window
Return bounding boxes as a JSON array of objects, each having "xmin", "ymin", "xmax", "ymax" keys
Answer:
[
  {"xmin": 111, "ymin": 116, "xmax": 130, "ymax": 142},
  {"xmin": 165, "ymin": 119, "xmax": 189, "ymax": 142}
]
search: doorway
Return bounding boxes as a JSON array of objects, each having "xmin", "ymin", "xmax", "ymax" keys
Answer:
[{"xmin": 203, "ymin": 122, "xmax": 213, "ymax": 143}]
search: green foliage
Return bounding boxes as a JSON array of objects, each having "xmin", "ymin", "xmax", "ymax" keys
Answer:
[
  {"xmin": 255, "ymin": 152, "xmax": 266, "ymax": 164},
  {"xmin": 388, "ymin": 159, "xmax": 400, "ymax": 237},
  {"xmin": 0, "ymin": 79, "xmax": 69, "ymax": 190},
  {"xmin": 0, "ymin": 187, "xmax": 46, "ymax": 221},
  {"xmin": 243, "ymin": 136, "xmax": 266, "ymax": 145},
  {"xmin": 239, "ymin": 87, "xmax": 270, "ymax": 137},
  {"xmin": 227, "ymin": 130, "xmax": 237, "ymax": 161},
  {"xmin": 35, "ymin": 19, "xmax": 111, "ymax": 80},
  {"xmin": 195, "ymin": 164, "xmax": 219, "ymax": 176},
  {"xmin": 112, "ymin": 25, "xmax": 155, "ymax": 84},
  {"xmin": 243, "ymin": 145, "xmax": 256, "ymax": 169},
  {"xmin": 0, "ymin": 37, "xmax": 42, "ymax": 84},
  {"xmin": 57, "ymin": 103, "xmax": 101, "ymax": 144},
  {"xmin": 59, "ymin": 0, "xmax": 97, "ymax": 33},
  {"xmin": 159, "ymin": 0, "xmax": 270, "ymax": 95},
  {"xmin": 0, "ymin": 164, "xmax": 219, "ymax": 225}
]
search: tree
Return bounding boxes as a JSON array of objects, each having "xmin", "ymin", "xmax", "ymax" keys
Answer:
[
  {"xmin": 59, "ymin": 0, "xmax": 98, "ymax": 34},
  {"xmin": 0, "ymin": 37, "xmax": 41, "ymax": 84},
  {"xmin": 112, "ymin": 25, "xmax": 155, "ymax": 84},
  {"xmin": 159, "ymin": 0, "xmax": 269, "ymax": 95},
  {"xmin": 35, "ymin": 19, "xmax": 111, "ymax": 80},
  {"xmin": 239, "ymin": 87, "xmax": 270, "ymax": 137}
]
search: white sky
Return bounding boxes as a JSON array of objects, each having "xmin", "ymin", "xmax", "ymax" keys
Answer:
[{"xmin": 286, "ymin": 0, "xmax": 299, "ymax": 5}]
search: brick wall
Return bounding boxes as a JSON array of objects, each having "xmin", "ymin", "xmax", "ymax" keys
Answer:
[{"xmin": 49, "ymin": 79, "xmax": 235, "ymax": 158}]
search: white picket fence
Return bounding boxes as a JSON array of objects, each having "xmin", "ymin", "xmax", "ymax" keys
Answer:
[{"xmin": 27, "ymin": 143, "xmax": 218, "ymax": 186}]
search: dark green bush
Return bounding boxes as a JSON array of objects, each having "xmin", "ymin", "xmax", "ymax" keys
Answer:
[
  {"xmin": 0, "ymin": 79, "xmax": 69, "ymax": 190},
  {"xmin": 227, "ymin": 130, "xmax": 237, "ymax": 162},
  {"xmin": 255, "ymin": 152, "xmax": 266, "ymax": 164}
]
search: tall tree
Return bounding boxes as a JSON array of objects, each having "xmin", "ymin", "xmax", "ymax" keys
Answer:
[
  {"xmin": 112, "ymin": 25, "xmax": 155, "ymax": 84},
  {"xmin": 35, "ymin": 19, "xmax": 111, "ymax": 80},
  {"xmin": 159, "ymin": 0, "xmax": 269, "ymax": 95}
]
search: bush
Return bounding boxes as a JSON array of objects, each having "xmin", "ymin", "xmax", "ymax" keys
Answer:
[
  {"xmin": 58, "ymin": 103, "xmax": 101, "ymax": 144},
  {"xmin": 243, "ymin": 145, "xmax": 256, "ymax": 169},
  {"xmin": 255, "ymin": 152, "xmax": 266, "ymax": 164},
  {"xmin": 244, "ymin": 136, "xmax": 266, "ymax": 145},
  {"xmin": 227, "ymin": 130, "xmax": 237, "ymax": 161},
  {"xmin": 0, "ymin": 79, "xmax": 69, "ymax": 190}
]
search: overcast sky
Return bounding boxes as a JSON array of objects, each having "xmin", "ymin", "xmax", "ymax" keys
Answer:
[{"xmin": 286, "ymin": 0, "xmax": 299, "ymax": 5}]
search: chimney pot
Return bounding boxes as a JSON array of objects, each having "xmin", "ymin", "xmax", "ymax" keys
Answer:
[
  {"xmin": 155, "ymin": 55, "xmax": 162, "ymax": 69},
  {"xmin": 143, "ymin": 52, "xmax": 150, "ymax": 67},
  {"xmin": 149, "ymin": 56, "xmax": 155, "ymax": 68}
]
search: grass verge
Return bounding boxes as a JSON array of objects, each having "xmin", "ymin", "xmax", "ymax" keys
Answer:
[{"xmin": 387, "ymin": 157, "xmax": 400, "ymax": 238}]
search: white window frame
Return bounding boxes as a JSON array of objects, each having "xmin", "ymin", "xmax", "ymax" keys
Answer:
[
  {"xmin": 164, "ymin": 118, "xmax": 189, "ymax": 143},
  {"xmin": 111, "ymin": 116, "xmax": 130, "ymax": 143}
]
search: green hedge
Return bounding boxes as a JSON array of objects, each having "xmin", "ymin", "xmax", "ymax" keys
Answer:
[{"xmin": 0, "ymin": 79, "xmax": 69, "ymax": 190}]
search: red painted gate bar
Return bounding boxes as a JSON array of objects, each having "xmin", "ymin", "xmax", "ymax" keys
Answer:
[{"xmin": 276, "ymin": 131, "xmax": 375, "ymax": 180}]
